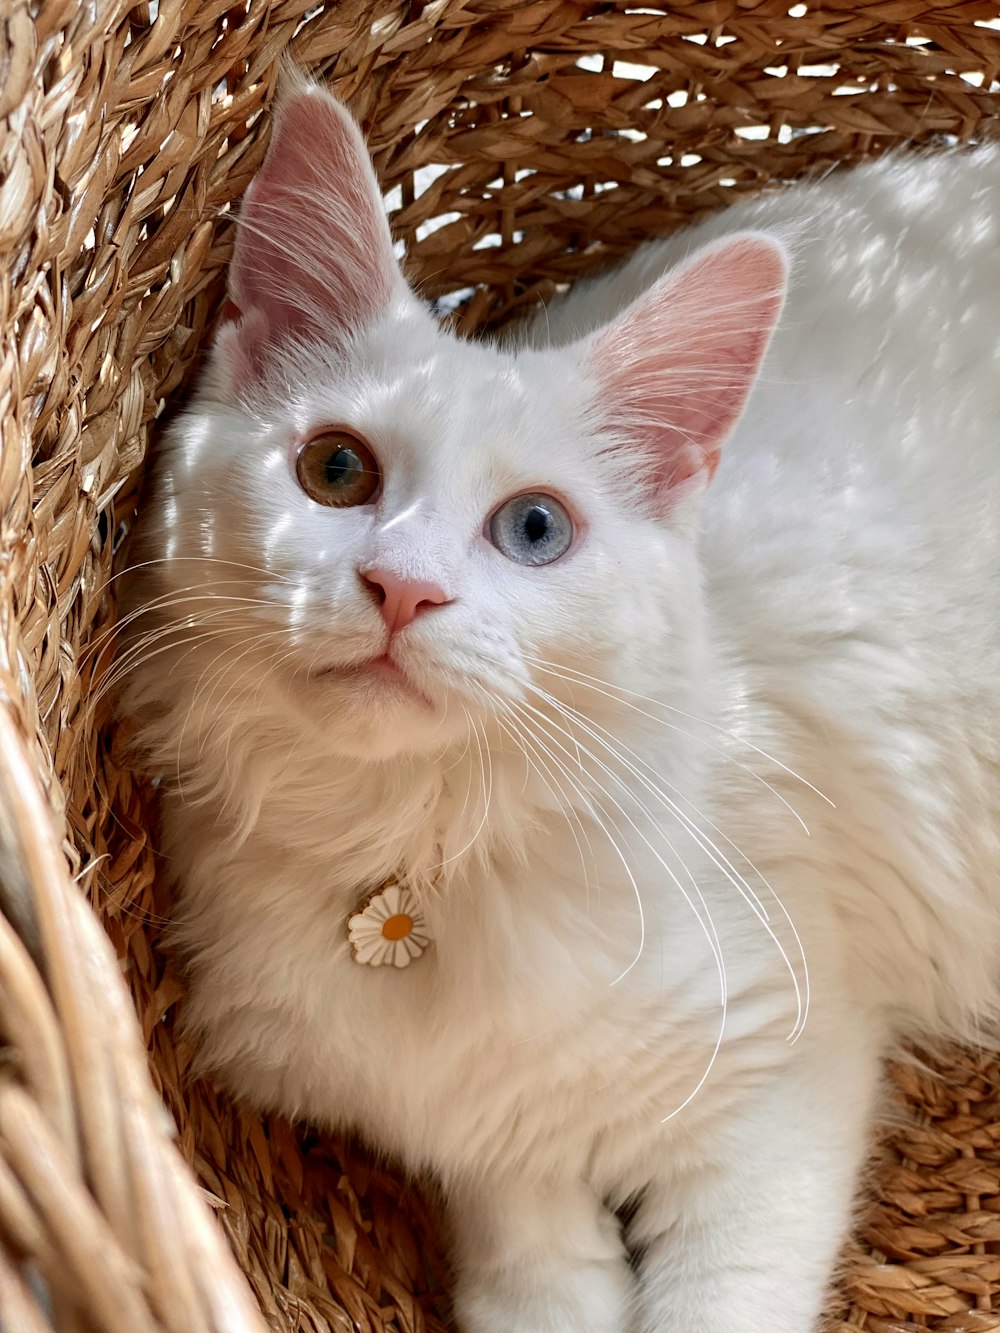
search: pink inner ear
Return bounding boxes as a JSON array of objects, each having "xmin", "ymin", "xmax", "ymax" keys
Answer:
[
  {"xmin": 227, "ymin": 85, "xmax": 399, "ymax": 384},
  {"xmin": 588, "ymin": 234, "xmax": 788, "ymax": 506}
]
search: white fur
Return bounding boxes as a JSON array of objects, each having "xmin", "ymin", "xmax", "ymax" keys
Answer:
[{"xmin": 121, "ymin": 111, "xmax": 1000, "ymax": 1333}]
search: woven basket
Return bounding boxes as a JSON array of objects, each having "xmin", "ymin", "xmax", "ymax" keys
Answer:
[{"xmin": 2, "ymin": 2, "xmax": 999, "ymax": 1329}]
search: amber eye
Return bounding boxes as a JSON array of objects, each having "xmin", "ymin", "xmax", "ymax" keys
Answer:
[{"xmin": 295, "ymin": 431, "xmax": 380, "ymax": 507}]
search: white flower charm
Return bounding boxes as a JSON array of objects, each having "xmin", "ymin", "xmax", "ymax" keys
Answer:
[{"xmin": 347, "ymin": 883, "xmax": 431, "ymax": 968}]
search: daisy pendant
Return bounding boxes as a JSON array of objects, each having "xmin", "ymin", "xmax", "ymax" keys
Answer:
[{"xmin": 347, "ymin": 883, "xmax": 431, "ymax": 968}]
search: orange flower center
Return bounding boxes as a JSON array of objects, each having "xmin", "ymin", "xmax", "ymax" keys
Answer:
[{"xmin": 381, "ymin": 913, "xmax": 413, "ymax": 942}]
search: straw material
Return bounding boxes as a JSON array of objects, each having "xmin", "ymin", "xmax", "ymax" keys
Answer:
[{"xmin": 1, "ymin": 1, "xmax": 998, "ymax": 1329}]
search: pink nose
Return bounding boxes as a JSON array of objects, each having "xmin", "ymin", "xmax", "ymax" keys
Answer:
[{"xmin": 361, "ymin": 567, "xmax": 450, "ymax": 634}]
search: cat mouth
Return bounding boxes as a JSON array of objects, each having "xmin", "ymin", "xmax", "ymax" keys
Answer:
[
  {"xmin": 360, "ymin": 653, "xmax": 412, "ymax": 688},
  {"xmin": 310, "ymin": 653, "xmax": 433, "ymax": 706}
]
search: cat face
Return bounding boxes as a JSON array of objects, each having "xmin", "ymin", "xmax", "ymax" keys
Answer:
[
  {"xmin": 153, "ymin": 313, "xmax": 709, "ymax": 759},
  {"xmin": 144, "ymin": 77, "xmax": 786, "ymax": 761}
]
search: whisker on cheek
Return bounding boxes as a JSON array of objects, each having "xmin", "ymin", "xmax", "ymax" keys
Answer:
[{"xmin": 524, "ymin": 653, "xmax": 826, "ymax": 831}]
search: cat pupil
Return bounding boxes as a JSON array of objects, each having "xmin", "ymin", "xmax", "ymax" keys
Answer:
[
  {"xmin": 523, "ymin": 506, "xmax": 550, "ymax": 543},
  {"xmin": 325, "ymin": 448, "xmax": 360, "ymax": 486}
]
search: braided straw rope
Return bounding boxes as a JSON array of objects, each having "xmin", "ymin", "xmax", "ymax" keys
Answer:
[{"xmin": 1, "ymin": 2, "xmax": 998, "ymax": 1329}]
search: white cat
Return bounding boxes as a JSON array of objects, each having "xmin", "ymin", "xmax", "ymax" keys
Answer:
[{"xmin": 121, "ymin": 74, "xmax": 1000, "ymax": 1333}]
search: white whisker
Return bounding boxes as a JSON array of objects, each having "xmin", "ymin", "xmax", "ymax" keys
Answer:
[
  {"xmin": 493, "ymin": 702, "xmax": 598, "ymax": 918},
  {"xmin": 508, "ymin": 696, "xmax": 725, "ymax": 988},
  {"xmin": 526, "ymin": 654, "xmax": 833, "ymax": 823},
  {"xmin": 432, "ymin": 713, "xmax": 493, "ymax": 871},
  {"xmin": 505, "ymin": 696, "xmax": 729, "ymax": 1120},
  {"xmin": 524, "ymin": 684, "xmax": 808, "ymax": 1043}
]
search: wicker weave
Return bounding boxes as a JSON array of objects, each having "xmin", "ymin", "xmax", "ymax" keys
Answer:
[{"xmin": 1, "ymin": 2, "xmax": 999, "ymax": 1329}]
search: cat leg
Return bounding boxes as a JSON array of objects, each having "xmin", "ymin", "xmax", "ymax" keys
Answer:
[
  {"xmin": 629, "ymin": 1033, "xmax": 882, "ymax": 1333},
  {"xmin": 449, "ymin": 1174, "xmax": 635, "ymax": 1333}
]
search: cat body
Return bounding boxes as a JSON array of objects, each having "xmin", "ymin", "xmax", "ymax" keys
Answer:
[{"xmin": 122, "ymin": 78, "xmax": 1000, "ymax": 1333}]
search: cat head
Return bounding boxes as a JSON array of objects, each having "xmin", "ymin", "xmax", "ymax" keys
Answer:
[{"xmin": 147, "ymin": 78, "xmax": 787, "ymax": 764}]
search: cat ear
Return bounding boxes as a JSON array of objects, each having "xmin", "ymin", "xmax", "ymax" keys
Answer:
[
  {"xmin": 223, "ymin": 77, "xmax": 403, "ymax": 386},
  {"xmin": 584, "ymin": 233, "xmax": 788, "ymax": 513}
]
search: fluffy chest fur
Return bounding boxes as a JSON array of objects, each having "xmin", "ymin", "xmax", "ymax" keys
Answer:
[{"xmin": 163, "ymin": 731, "xmax": 820, "ymax": 1190}]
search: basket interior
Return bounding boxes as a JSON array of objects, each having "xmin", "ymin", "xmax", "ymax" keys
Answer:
[{"xmin": 4, "ymin": 1, "xmax": 1000, "ymax": 1329}]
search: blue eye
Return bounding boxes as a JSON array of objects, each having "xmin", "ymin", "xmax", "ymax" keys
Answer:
[{"xmin": 489, "ymin": 492, "xmax": 574, "ymax": 567}]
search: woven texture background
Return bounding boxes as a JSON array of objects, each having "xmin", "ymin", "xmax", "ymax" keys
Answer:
[{"xmin": 1, "ymin": 1, "xmax": 999, "ymax": 1329}]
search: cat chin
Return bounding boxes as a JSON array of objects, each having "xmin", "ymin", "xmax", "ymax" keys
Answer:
[
  {"xmin": 308, "ymin": 656, "xmax": 434, "ymax": 707},
  {"xmin": 293, "ymin": 665, "xmax": 467, "ymax": 760},
  {"xmin": 318, "ymin": 710, "xmax": 467, "ymax": 761}
]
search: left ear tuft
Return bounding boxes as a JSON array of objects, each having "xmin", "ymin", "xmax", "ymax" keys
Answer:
[{"xmin": 224, "ymin": 74, "xmax": 405, "ymax": 389}]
